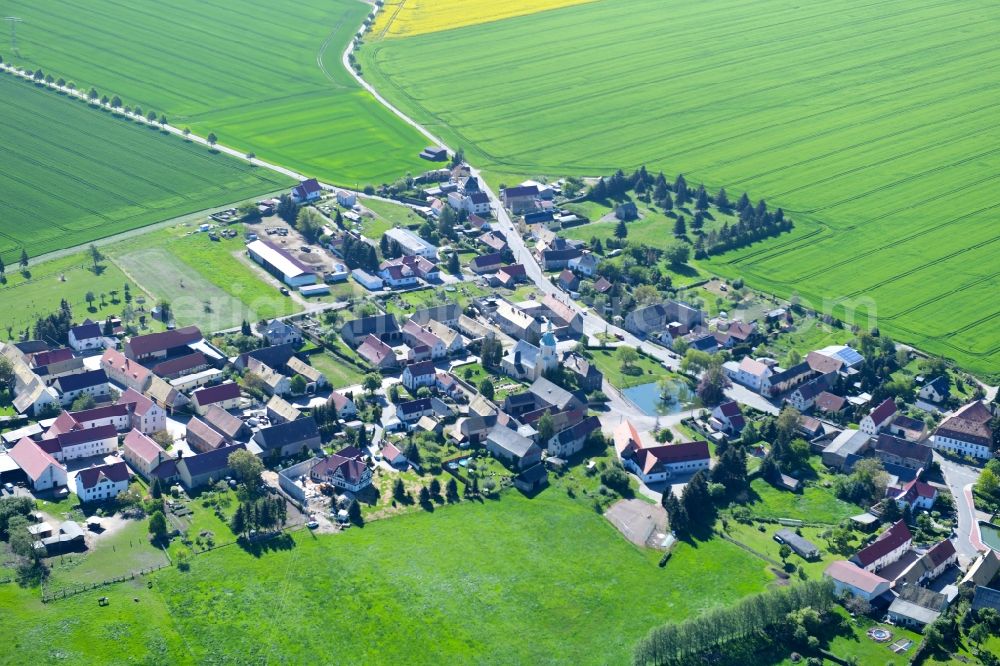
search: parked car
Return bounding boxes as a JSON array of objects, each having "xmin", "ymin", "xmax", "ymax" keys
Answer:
[{"xmin": 3, "ymin": 482, "xmax": 14, "ymax": 494}]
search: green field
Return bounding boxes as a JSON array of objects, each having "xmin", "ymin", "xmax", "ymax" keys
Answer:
[
  {"xmin": 360, "ymin": 0, "xmax": 1000, "ymax": 379},
  {"xmin": 2, "ymin": 0, "xmax": 427, "ymax": 188},
  {"xmin": 0, "ymin": 74, "xmax": 290, "ymax": 264},
  {"xmin": 2, "ymin": 492, "xmax": 774, "ymax": 664}
]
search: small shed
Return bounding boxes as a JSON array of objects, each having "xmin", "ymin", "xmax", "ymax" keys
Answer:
[
  {"xmin": 775, "ymin": 529, "xmax": 820, "ymax": 560},
  {"xmin": 513, "ymin": 463, "xmax": 549, "ymax": 495}
]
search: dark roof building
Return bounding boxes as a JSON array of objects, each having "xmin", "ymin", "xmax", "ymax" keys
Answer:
[{"xmin": 252, "ymin": 417, "xmax": 321, "ymax": 458}]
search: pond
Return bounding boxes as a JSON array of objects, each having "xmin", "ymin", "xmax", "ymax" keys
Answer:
[
  {"xmin": 622, "ymin": 378, "xmax": 693, "ymax": 417},
  {"xmin": 980, "ymin": 521, "xmax": 1000, "ymax": 552}
]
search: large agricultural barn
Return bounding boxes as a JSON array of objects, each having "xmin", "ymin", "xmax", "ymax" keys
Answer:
[{"xmin": 246, "ymin": 239, "xmax": 317, "ymax": 288}]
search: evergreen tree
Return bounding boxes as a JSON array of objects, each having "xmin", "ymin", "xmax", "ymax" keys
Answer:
[
  {"xmin": 614, "ymin": 219, "xmax": 628, "ymax": 239},
  {"xmin": 673, "ymin": 216, "xmax": 686, "ymax": 237},
  {"xmin": 241, "ymin": 320, "xmax": 252, "ymax": 336},
  {"xmin": 445, "ymin": 478, "xmax": 459, "ymax": 503},
  {"xmin": 418, "ymin": 486, "xmax": 431, "ymax": 506},
  {"xmin": 695, "ymin": 185, "xmax": 709, "ymax": 211},
  {"xmin": 19, "ymin": 249, "xmax": 29, "ymax": 270},
  {"xmin": 379, "ymin": 234, "xmax": 389, "ymax": 257},
  {"xmin": 673, "ymin": 174, "xmax": 688, "ymax": 202},
  {"xmin": 392, "ymin": 478, "xmax": 407, "ymax": 502},
  {"xmin": 150, "ymin": 477, "xmax": 162, "ymax": 499},
  {"xmin": 429, "ymin": 478, "xmax": 442, "ymax": 498},
  {"xmin": 715, "ymin": 187, "xmax": 731, "ymax": 211},
  {"xmin": 737, "ymin": 192, "xmax": 751, "ymax": 212}
]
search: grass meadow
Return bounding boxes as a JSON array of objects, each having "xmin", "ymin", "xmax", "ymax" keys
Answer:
[
  {"xmin": 2, "ymin": 491, "xmax": 775, "ymax": 664},
  {"xmin": 0, "ymin": 74, "xmax": 290, "ymax": 264},
  {"xmin": 1, "ymin": 0, "xmax": 427, "ymax": 187},
  {"xmin": 360, "ymin": 0, "xmax": 1000, "ymax": 379}
]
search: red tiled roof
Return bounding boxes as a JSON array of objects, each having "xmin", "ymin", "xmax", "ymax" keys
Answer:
[
  {"xmin": 825, "ymin": 560, "xmax": 889, "ymax": 594},
  {"xmin": 126, "ymin": 326, "xmax": 201, "ymax": 358},
  {"xmin": 118, "ymin": 388, "xmax": 156, "ymax": 416},
  {"xmin": 151, "ymin": 352, "xmax": 207, "ymax": 377},
  {"xmin": 9, "ymin": 437, "xmax": 63, "ymax": 481},
  {"xmin": 124, "ymin": 429, "xmax": 165, "ymax": 464},
  {"xmin": 953, "ymin": 401, "xmax": 993, "ymax": 424},
  {"xmin": 58, "ymin": 424, "xmax": 117, "ymax": 447},
  {"xmin": 101, "ymin": 349, "xmax": 152, "ymax": 385},
  {"xmin": 806, "ymin": 351, "xmax": 844, "ymax": 375},
  {"xmin": 31, "ymin": 347, "xmax": 75, "ymax": 367},
  {"xmin": 77, "ymin": 461, "xmax": 130, "ymax": 489},
  {"xmin": 867, "ymin": 398, "xmax": 898, "ymax": 427},
  {"xmin": 614, "ymin": 420, "xmax": 642, "ymax": 456},
  {"xmin": 853, "ymin": 520, "xmax": 912, "ymax": 568},
  {"xmin": 926, "ymin": 539, "xmax": 956, "ymax": 567}
]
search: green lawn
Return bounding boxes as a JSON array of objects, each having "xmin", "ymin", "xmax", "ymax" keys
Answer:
[
  {"xmin": 584, "ymin": 347, "xmax": 671, "ymax": 389},
  {"xmin": 360, "ymin": 0, "xmax": 1000, "ymax": 380},
  {"xmin": 0, "ymin": 74, "xmax": 291, "ymax": 264},
  {"xmin": 0, "ymin": 251, "xmax": 136, "ymax": 338},
  {"xmin": 3, "ymin": 0, "xmax": 426, "ymax": 188},
  {"xmin": 2, "ymin": 492, "xmax": 775, "ymax": 664},
  {"xmin": 453, "ymin": 362, "xmax": 525, "ymax": 401},
  {"xmin": 307, "ymin": 351, "xmax": 367, "ymax": 389},
  {"xmin": 360, "ymin": 198, "xmax": 424, "ymax": 238},
  {"xmin": 46, "ymin": 519, "xmax": 168, "ymax": 589},
  {"xmin": 106, "ymin": 225, "xmax": 304, "ymax": 330},
  {"xmin": 747, "ymin": 478, "xmax": 859, "ymax": 526}
]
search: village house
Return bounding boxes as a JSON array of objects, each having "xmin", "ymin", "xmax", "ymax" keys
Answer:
[
  {"xmin": 485, "ymin": 426, "xmax": 542, "ymax": 470},
  {"xmin": 286, "ymin": 356, "xmax": 327, "ymax": 393},
  {"xmin": 97, "ymin": 388, "xmax": 162, "ymax": 435},
  {"xmin": 567, "ymin": 251, "xmax": 599, "ymax": 277},
  {"xmin": 329, "ymin": 391, "xmax": 358, "ymax": 420},
  {"xmin": 356, "ymin": 335, "xmax": 399, "ymax": 370},
  {"xmin": 336, "ymin": 189, "xmax": 356, "ymax": 207},
  {"xmin": 48, "ymin": 404, "xmax": 131, "ymax": 437},
  {"xmin": 74, "ymin": 461, "xmax": 130, "ymax": 503},
  {"xmin": 8, "ymin": 437, "xmax": 68, "ymax": 491},
  {"xmin": 501, "ymin": 185, "xmax": 539, "ymax": 214},
  {"xmin": 310, "ymin": 447, "xmax": 372, "ymax": 493},
  {"xmin": 68, "ymin": 321, "xmax": 111, "ymax": 352},
  {"xmin": 932, "ymin": 400, "xmax": 994, "ymax": 460},
  {"xmin": 709, "ymin": 402, "xmax": 746, "ymax": 435},
  {"xmin": 918, "ymin": 376, "xmax": 950, "ymax": 404},
  {"xmin": 824, "ymin": 560, "xmax": 891, "ymax": 602},
  {"xmin": 888, "ymin": 414, "xmax": 928, "ymax": 442},
  {"xmin": 176, "ymin": 444, "xmax": 244, "ymax": 490},
  {"xmin": 785, "ymin": 374, "xmax": 835, "ymax": 412},
  {"xmin": 202, "ymin": 405, "xmax": 250, "ymax": 442},
  {"xmin": 36, "ymin": 425, "xmax": 119, "ymax": 463},
  {"xmin": 874, "ymin": 434, "xmax": 932, "ymax": 470},
  {"xmin": 479, "ymin": 230, "xmax": 508, "ymax": 254},
  {"xmin": 813, "ymin": 391, "xmax": 847, "ymax": 414},
  {"xmin": 887, "ymin": 477, "xmax": 938, "ymax": 511},
  {"xmin": 29, "ymin": 347, "xmax": 85, "ymax": 379},
  {"xmin": 402, "ymin": 321, "xmax": 448, "ymax": 359},
  {"xmin": 850, "ymin": 520, "xmax": 912, "ymax": 573},
  {"xmin": 562, "ymin": 352, "xmax": 603, "ymax": 392},
  {"xmin": 514, "ymin": 463, "xmax": 549, "ymax": 494},
  {"xmin": 760, "ymin": 362, "xmax": 812, "ymax": 398},
  {"xmin": 402, "ymin": 360, "xmax": 437, "ymax": 391},
  {"xmin": 54, "ymin": 369, "xmax": 110, "ymax": 406},
  {"xmin": 291, "ymin": 177, "xmax": 322, "ymax": 203},
  {"xmin": 624, "ymin": 301, "xmax": 704, "ymax": 341},
  {"xmin": 470, "ymin": 252, "xmax": 505, "ymax": 275},
  {"xmin": 340, "ymin": 314, "xmax": 401, "ymax": 347},
  {"xmin": 380, "ymin": 441, "xmax": 408, "ymax": 468},
  {"xmin": 492, "ymin": 300, "xmax": 541, "ymax": 342},
  {"xmin": 191, "ymin": 383, "xmax": 242, "ymax": 415},
  {"xmin": 620, "ymin": 440, "xmax": 711, "ymax": 485},
  {"xmin": 122, "ymin": 429, "xmax": 174, "ymax": 480},
  {"xmin": 352, "ymin": 268, "xmax": 384, "ymax": 291},
  {"xmin": 545, "ymin": 415, "xmax": 601, "ymax": 458},
  {"xmin": 253, "ymin": 417, "xmax": 322, "ymax": 458},
  {"xmin": 494, "ymin": 264, "xmax": 527, "ymax": 288},
  {"xmin": 724, "ymin": 357, "xmax": 773, "ymax": 392},
  {"xmin": 186, "ymin": 417, "xmax": 229, "ymax": 453},
  {"xmin": 266, "ymin": 395, "xmax": 302, "ymax": 425},
  {"xmin": 99, "ymin": 349, "xmax": 151, "ymax": 392},
  {"xmin": 144, "ymin": 376, "xmax": 189, "ymax": 414},
  {"xmin": 410, "ymin": 304, "xmax": 461, "ymax": 328},
  {"xmin": 124, "ymin": 326, "xmax": 202, "ymax": 362},
  {"xmin": 860, "ymin": 398, "xmax": 898, "ymax": 436},
  {"xmin": 539, "ymin": 294, "xmax": 584, "ymax": 337},
  {"xmin": 262, "ymin": 320, "xmax": 303, "ymax": 347}
]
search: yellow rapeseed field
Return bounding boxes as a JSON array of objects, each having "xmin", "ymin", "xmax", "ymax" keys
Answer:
[{"xmin": 372, "ymin": 0, "xmax": 597, "ymax": 39}]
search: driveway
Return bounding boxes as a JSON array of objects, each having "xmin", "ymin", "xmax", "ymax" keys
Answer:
[{"xmin": 937, "ymin": 454, "xmax": 985, "ymax": 564}]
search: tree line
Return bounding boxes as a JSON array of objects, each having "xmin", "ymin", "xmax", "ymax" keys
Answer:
[{"xmin": 632, "ymin": 579, "xmax": 835, "ymax": 665}]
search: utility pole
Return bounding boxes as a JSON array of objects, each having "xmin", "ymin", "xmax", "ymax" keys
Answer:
[{"xmin": 4, "ymin": 16, "xmax": 22, "ymax": 56}]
